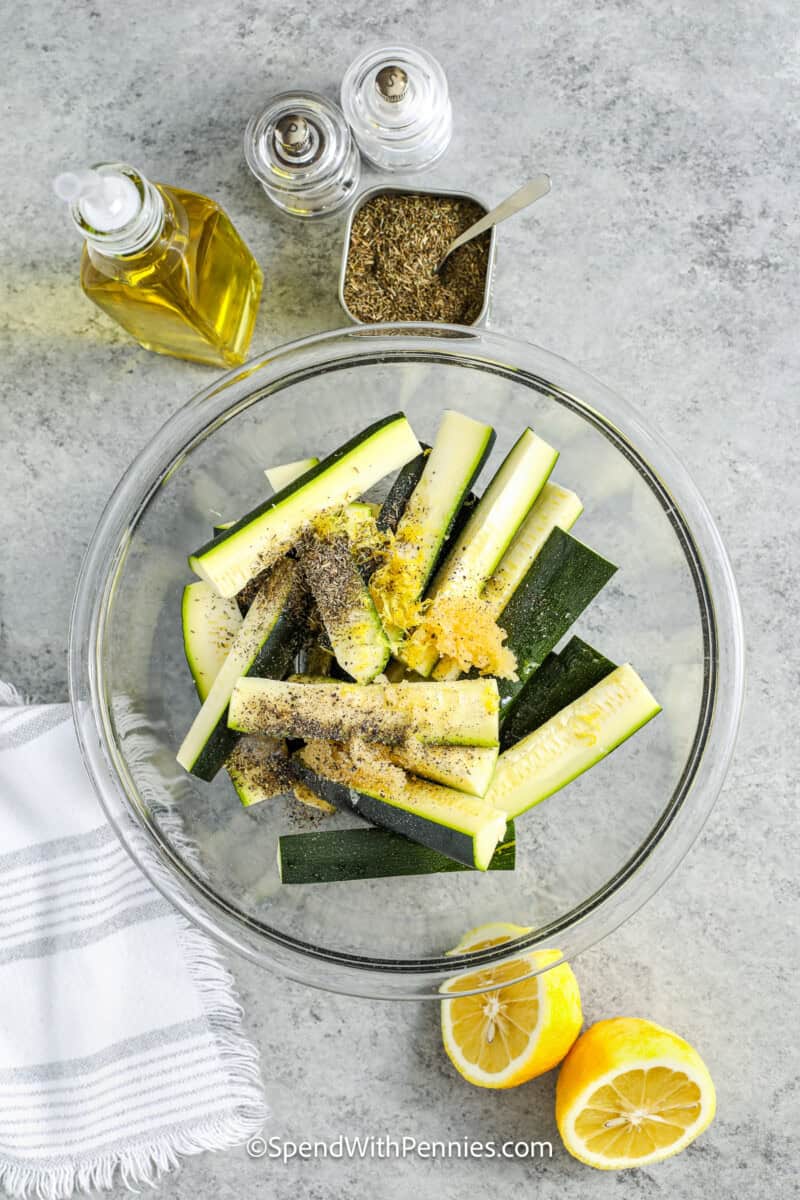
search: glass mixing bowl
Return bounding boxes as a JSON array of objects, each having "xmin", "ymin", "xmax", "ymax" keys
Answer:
[{"xmin": 69, "ymin": 325, "xmax": 744, "ymax": 999}]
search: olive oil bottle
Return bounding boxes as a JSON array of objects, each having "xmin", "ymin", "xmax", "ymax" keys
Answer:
[{"xmin": 55, "ymin": 163, "xmax": 263, "ymax": 367}]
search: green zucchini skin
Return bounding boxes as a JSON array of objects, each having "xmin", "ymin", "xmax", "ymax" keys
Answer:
[
  {"xmin": 184, "ymin": 566, "xmax": 310, "ymax": 782},
  {"xmin": 193, "ymin": 413, "xmax": 412, "ymax": 561},
  {"xmin": 497, "ymin": 527, "xmax": 617, "ymax": 720},
  {"xmin": 278, "ymin": 822, "xmax": 516, "ymax": 884},
  {"xmin": 500, "ymin": 637, "xmax": 617, "ymax": 750},
  {"xmin": 376, "ymin": 445, "xmax": 430, "ymax": 533},
  {"xmin": 438, "ymin": 491, "xmax": 479, "ymax": 565},
  {"xmin": 289, "ymin": 761, "xmax": 494, "ymax": 869}
]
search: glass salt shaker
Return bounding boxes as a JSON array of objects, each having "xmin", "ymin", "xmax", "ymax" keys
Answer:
[
  {"xmin": 244, "ymin": 91, "xmax": 360, "ymax": 218},
  {"xmin": 340, "ymin": 45, "xmax": 452, "ymax": 172}
]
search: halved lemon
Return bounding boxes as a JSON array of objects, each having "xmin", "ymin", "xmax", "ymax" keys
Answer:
[
  {"xmin": 440, "ymin": 922, "xmax": 582, "ymax": 1089},
  {"xmin": 556, "ymin": 1017, "xmax": 716, "ymax": 1169}
]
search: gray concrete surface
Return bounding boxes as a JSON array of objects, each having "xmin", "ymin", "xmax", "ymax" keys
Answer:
[{"xmin": 1, "ymin": 0, "xmax": 798, "ymax": 1196}]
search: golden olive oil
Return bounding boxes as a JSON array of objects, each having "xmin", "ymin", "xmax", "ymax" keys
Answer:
[{"xmin": 61, "ymin": 165, "xmax": 263, "ymax": 367}]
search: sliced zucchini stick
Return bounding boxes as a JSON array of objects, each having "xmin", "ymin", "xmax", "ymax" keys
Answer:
[
  {"xmin": 481, "ymin": 482, "xmax": 583, "ymax": 615},
  {"xmin": 500, "ymin": 637, "xmax": 616, "ymax": 751},
  {"xmin": 181, "ymin": 582, "xmax": 289, "ymax": 804},
  {"xmin": 300, "ymin": 532, "xmax": 390, "ymax": 683},
  {"xmin": 292, "ymin": 742, "xmax": 508, "ymax": 870},
  {"xmin": 495, "ymin": 526, "xmax": 617, "ymax": 719},
  {"xmin": 387, "ymin": 742, "xmax": 499, "ymax": 797},
  {"xmin": 182, "ymin": 582, "xmax": 242, "ymax": 700},
  {"xmin": 177, "ymin": 560, "xmax": 307, "ymax": 780},
  {"xmin": 369, "ymin": 410, "xmax": 495, "ymax": 640},
  {"xmin": 228, "ymin": 678, "xmax": 500, "ymax": 747},
  {"xmin": 485, "ymin": 664, "xmax": 661, "ymax": 819},
  {"xmin": 278, "ymin": 821, "xmax": 516, "ymax": 884},
  {"xmin": 190, "ymin": 413, "xmax": 421, "ymax": 597},
  {"xmin": 375, "ymin": 445, "xmax": 430, "ymax": 534},
  {"xmin": 226, "ymin": 736, "xmax": 289, "ymax": 807},
  {"xmin": 265, "ymin": 457, "xmax": 319, "ymax": 491},
  {"xmin": 401, "ymin": 428, "xmax": 558, "ymax": 676},
  {"xmin": 432, "ymin": 482, "xmax": 583, "ymax": 681}
]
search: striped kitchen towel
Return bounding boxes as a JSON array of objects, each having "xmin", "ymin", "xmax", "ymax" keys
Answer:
[{"xmin": 0, "ymin": 684, "xmax": 267, "ymax": 1198}]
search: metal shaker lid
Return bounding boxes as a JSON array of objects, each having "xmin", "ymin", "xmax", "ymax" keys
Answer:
[
  {"xmin": 244, "ymin": 91, "xmax": 358, "ymax": 211},
  {"xmin": 341, "ymin": 45, "xmax": 452, "ymax": 172}
]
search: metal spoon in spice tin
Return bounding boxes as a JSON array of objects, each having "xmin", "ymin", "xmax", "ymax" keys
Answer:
[{"xmin": 435, "ymin": 174, "xmax": 552, "ymax": 274}]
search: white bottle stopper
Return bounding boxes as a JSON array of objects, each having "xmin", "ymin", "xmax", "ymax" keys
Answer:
[{"xmin": 54, "ymin": 168, "xmax": 141, "ymax": 232}]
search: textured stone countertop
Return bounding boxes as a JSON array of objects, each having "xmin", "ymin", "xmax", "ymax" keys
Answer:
[{"xmin": 1, "ymin": 1, "xmax": 797, "ymax": 1196}]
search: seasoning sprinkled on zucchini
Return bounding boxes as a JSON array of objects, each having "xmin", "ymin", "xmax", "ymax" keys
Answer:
[
  {"xmin": 292, "ymin": 741, "xmax": 508, "ymax": 870},
  {"xmin": 300, "ymin": 531, "xmax": 390, "ymax": 683},
  {"xmin": 226, "ymin": 736, "xmax": 289, "ymax": 807},
  {"xmin": 387, "ymin": 742, "xmax": 499, "ymax": 797},
  {"xmin": 370, "ymin": 410, "xmax": 495, "ymax": 639},
  {"xmin": 486, "ymin": 664, "xmax": 661, "ymax": 819},
  {"xmin": 500, "ymin": 636, "xmax": 617, "ymax": 750},
  {"xmin": 401, "ymin": 427, "xmax": 558, "ymax": 677},
  {"xmin": 177, "ymin": 408, "xmax": 664, "ymax": 889},
  {"xmin": 190, "ymin": 413, "xmax": 421, "ymax": 597},
  {"xmin": 227, "ymin": 677, "xmax": 500, "ymax": 747}
]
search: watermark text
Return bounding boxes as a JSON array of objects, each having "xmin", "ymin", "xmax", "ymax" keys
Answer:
[{"xmin": 247, "ymin": 1134, "xmax": 552, "ymax": 1165}]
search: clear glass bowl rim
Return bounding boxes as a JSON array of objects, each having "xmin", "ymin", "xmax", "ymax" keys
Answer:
[{"xmin": 68, "ymin": 323, "xmax": 745, "ymax": 999}]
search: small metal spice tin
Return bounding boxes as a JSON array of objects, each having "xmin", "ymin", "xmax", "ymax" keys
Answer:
[
  {"xmin": 244, "ymin": 91, "xmax": 360, "ymax": 218},
  {"xmin": 338, "ymin": 185, "xmax": 497, "ymax": 327},
  {"xmin": 340, "ymin": 45, "xmax": 452, "ymax": 173}
]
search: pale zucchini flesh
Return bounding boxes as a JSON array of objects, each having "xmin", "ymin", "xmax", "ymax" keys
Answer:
[
  {"xmin": 402, "ymin": 427, "xmax": 558, "ymax": 675},
  {"xmin": 265, "ymin": 457, "xmax": 320, "ymax": 491},
  {"xmin": 266, "ymin": 458, "xmax": 379, "ymax": 550},
  {"xmin": 485, "ymin": 664, "xmax": 661, "ymax": 819},
  {"xmin": 388, "ymin": 742, "xmax": 499, "ymax": 797},
  {"xmin": 177, "ymin": 560, "xmax": 305, "ymax": 780},
  {"xmin": 228, "ymin": 678, "xmax": 500, "ymax": 747},
  {"xmin": 180, "ymin": 581, "xmax": 288, "ymax": 804},
  {"xmin": 370, "ymin": 410, "xmax": 495, "ymax": 638},
  {"xmin": 481, "ymin": 482, "xmax": 583, "ymax": 616},
  {"xmin": 190, "ymin": 413, "xmax": 421, "ymax": 598},
  {"xmin": 181, "ymin": 582, "xmax": 242, "ymax": 702}
]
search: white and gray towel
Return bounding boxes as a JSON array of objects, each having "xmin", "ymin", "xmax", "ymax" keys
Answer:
[{"xmin": 0, "ymin": 684, "xmax": 267, "ymax": 1198}]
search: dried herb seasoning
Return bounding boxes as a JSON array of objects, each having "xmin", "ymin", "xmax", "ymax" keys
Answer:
[{"xmin": 343, "ymin": 192, "xmax": 491, "ymax": 325}]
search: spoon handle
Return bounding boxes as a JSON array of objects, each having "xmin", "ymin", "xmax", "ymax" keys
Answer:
[{"xmin": 440, "ymin": 174, "xmax": 552, "ymax": 264}]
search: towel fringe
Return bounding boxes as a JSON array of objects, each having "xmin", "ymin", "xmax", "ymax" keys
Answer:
[
  {"xmin": 0, "ymin": 682, "xmax": 25, "ymax": 707},
  {"xmin": 0, "ymin": 1100, "xmax": 267, "ymax": 1199},
  {"xmin": 0, "ymin": 690, "xmax": 268, "ymax": 1197}
]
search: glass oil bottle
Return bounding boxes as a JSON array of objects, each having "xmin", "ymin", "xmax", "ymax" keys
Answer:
[{"xmin": 55, "ymin": 163, "xmax": 263, "ymax": 368}]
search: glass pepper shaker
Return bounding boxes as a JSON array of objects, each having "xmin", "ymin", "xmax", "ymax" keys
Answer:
[
  {"xmin": 340, "ymin": 45, "xmax": 452, "ymax": 172},
  {"xmin": 244, "ymin": 91, "xmax": 360, "ymax": 218}
]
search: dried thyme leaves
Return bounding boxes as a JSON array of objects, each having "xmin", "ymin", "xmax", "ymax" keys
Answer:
[{"xmin": 343, "ymin": 193, "xmax": 490, "ymax": 325}]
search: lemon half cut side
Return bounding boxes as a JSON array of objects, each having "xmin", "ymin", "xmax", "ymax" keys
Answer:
[
  {"xmin": 440, "ymin": 922, "xmax": 583, "ymax": 1089},
  {"xmin": 556, "ymin": 1017, "xmax": 716, "ymax": 1169}
]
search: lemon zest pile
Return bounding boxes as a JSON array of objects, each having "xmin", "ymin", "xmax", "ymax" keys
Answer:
[
  {"xmin": 368, "ymin": 517, "xmax": 429, "ymax": 634},
  {"xmin": 418, "ymin": 596, "xmax": 518, "ymax": 679}
]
